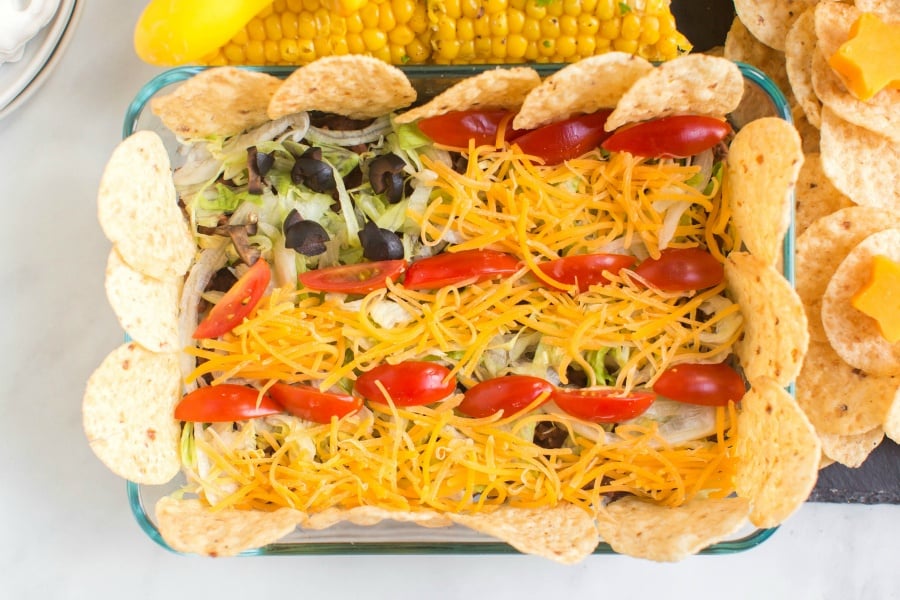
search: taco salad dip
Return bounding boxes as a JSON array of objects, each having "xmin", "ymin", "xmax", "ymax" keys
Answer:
[{"xmin": 84, "ymin": 54, "xmax": 820, "ymax": 562}]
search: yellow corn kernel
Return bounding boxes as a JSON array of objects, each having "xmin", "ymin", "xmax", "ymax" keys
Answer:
[
  {"xmin": 298, "ymin": 12, "xmax": 317, "ymax": 38},
  {"xmin": 522, "ymin": 17, "xmax": 541, "ymax": 41},
  {"xmin": 545, "ymin": 0, "xmax": 563, "ymax": 17},
  {"xmin": 223, "ymin": 44, "xmax": 246, "ymax": 63},
  {"xmin": 345, "ymin": 12, "xmax": 363, "ymax": 32},
  {"xmin": 405, "ymin": 37, "xmax": 430, "ymax": 62},
  {"xmin": 246, "ymin": 40, "xmax": 266, "ymax": 63},
  {"xmin": 474, "ymin": 14, "xmax": 491, "ymax": 37},
  {"xmin": 281, "ymin": 12, "xmax": 299, "ymax": 38},
  {"xmin": 297, "ymin": 38, "xmax": 317, "ymax": 61},
  {"xmin": 559, "ymin": 14, "xmax": 578, "ymax": 37},
  {"xmin": 490, "ymin": 12, "xmax": 509, "ymax": 37},
  {"xmin": 457, "ymin": 39, "xmax": 475, "ymax": 59},
  {"xmin": 621, "ymin": 13, "xmax": 641, "ymax": 41},
  {"xmin": 279, "ymin": 38, "xmax": 301, "ymax": 62},
  {"xmin": 596, "ymin": 0, "xmax": 615, "ymax": 21},
  {"xmin": 524, "ymin": 0, "xmax": 546, "ymax": 20},
  {"xmin": 389, "ymin": 23, "xmax": 416, "ymax": 46},
  {"xmin": 390, "ymin": 43, "xmax": 408, "ymax": 63},
  {"xmin": 594, "ymin": 35, "xmax": 611, "ymax": 54},
  {"xmin": 491, "ymin": 36, "xmax": 508, "ymax": 59},
  {"xmin": 457, "ymin": 17, "xmax": 475, "ymax": 41},
  {"xmin": 576, "ymin": 33, "xmax": 596, "ymax": 56},
  {"xmin": 264, "ymin": 39, "xmax": 280, "ymax": 61},
  {"xmin": 360, "ymin": 2, "xmax": 379, "ymax": 28},
  {"xmin": 524, "ymin": 41, "xmax": 539, "ymax": 60},
  {"xmin": 659, "ymin": 12, "xmax": 677, "ymax": 35},
  {"xmin": 460, "ymin": 0, "xmax": 481, "ymax": 18},
  {"xmin": 639, "ymin": 15, "xmax": 661, "ymax": 45},
  {"xmin": 507, "ymin": 33, "xmax": 528, "ymax": 58},
  {"xmin": 656, "ymin": 36, "xmax": 678, "ymax": 59},
  {"xmin": 371, "ymin": 45, "xmax": 392, "ymax": 62},
  {"xmin": 473, "ymin": 35, "xmax": 492, "ymax": 56},
  {"xmin": 346, "ymin": 32, "xmax": 366, "ymax": 53},
  {"xmin": 379, "ymin": 5, "xmax": 397, "ymax": 31},
  {"xmin": 600, "ymin": 17, "xmax": 620, "ymax": 40},
  {"xmin": 485, "ymin": 0, "xmax": 508, "ymax": 15},
  {"xmin": 434, "ymin": 39, "xmax": 461, "ymax": 60},
  {"xmin": 314, "ymin": 8, "xmax": 332, "ymax": 35},
  {"xmin": 232, "ymin": 29, "xmax": 249, "ymax": 45},
  {"xmin": 507, "ymin": 8, "xmax": 525, "ymax": 33},
  {"xmin": 577, "ymin": 13, "xmax": 599, "ymax": 35},
  {"xmin": 580, "ymin": 0, "xmax": 597, "ymax": 13},
  {"xmin": 436, "ymin": 15, "xmax": 457, "ymax": 40},
  {"xmin": 442, "ymin": 0, "xmax": 462, "ymax": 19},
  {"xmin": 302, "ymin": 0, "xmax": 319, "ymax": 12},
  {"xmin": 287, "ymin": 0, "xmax": 303, "ymax": 11},
  {"xmin": 247, "ymin": 17, "xmax": 266, "ymax": 41},
  {"xmin": 540, "ymin": 16, "xmax": 560, "ymax": 38},
  {"xmin": 331, "ymin": 34, "xmax": 350, "ymax": 54},
  {"xmin": 264, "ymin": 14, "xmax": 283, "ymax": 41},
  {"xmin": 509, "ymin": 0, "xmax": 525, "ymax": 10},
  {"xmin": 392, "ymin": 0, "xmax": 416, "ymax": 24},
  {"xmin": 258, "ymin": 4, "xmax": 274, "ymax": 18},
  {"xmin": 556, "ymin": 35, "xmax": 576, "ymax": 58},
  {"xmin": 314, "ymin": 36, "xmax": 332, "ymax": 56},
  {"xmin": 409, "ymin": 1, "xmax": 428, "ymax": 32},
  {"xmin": 206, "ymin": 51, "xmax": 228, "ymax": 66},
  {"xmin": 613, "ymin": 38, "xmax": 638, "ymax": 53},
  {"xmin": 362, "ymin": 28, "xmax": 388, "ymax": 51}
]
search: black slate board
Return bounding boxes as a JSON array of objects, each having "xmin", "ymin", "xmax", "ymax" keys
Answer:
[{"xmin": 669, "ymin": 0, "xmax": 900, "ymax": 504}]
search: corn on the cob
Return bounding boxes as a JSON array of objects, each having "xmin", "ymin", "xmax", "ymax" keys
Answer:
[{"xmin": 202, "ymin": 0, "xmax": 691, "ymax": 66}]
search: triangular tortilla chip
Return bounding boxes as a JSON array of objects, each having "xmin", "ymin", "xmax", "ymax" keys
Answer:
[
  {"xmin": 819, "ymin": 428, "xmax": 884, "ymax": 468},
  {"xmin": 303, "ymin": 506, "xmax": 451, "ymax": 530}
]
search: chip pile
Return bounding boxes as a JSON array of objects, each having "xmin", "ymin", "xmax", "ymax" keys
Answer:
[
  {"xmin": 84, "ymin": 52, "xmax": 822, "ymax": 562},
  {"xmin": 726, "ymin": 0, "xmax": 900, "ymax": 468}
]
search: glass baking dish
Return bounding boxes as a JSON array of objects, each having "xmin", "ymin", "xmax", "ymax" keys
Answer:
[{"xmin": 122, "ymin": 62, "xmax": 791, "ymax": 556}]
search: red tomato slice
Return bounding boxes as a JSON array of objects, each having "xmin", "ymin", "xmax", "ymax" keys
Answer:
[
  {"xmin": 268, "ymin": 383, "xmax": 362, "ymax": 423},
  {"xmin": 537, "ymin": 253, "xmax": 637, "ymax": 292},
  {"xmin": 514, "ymin": 110, "xmax": 613, "ymax": 165},
  {"xmin": 299, "ymin": 259, "xmax": 407, "ymax": 294},
  {"xmin": 355, "ymin": 361, "xmax": 456, "ymax": 406},
  {"xmin": 633, "ymin": 247, "xmax": 724, "ymax": 292},
  {"xmin": 457, "ymin": 375, "xmax": 554, "ymax": 418},
  {"xmin": 417, "ymin": 110, "xmax": 520, "ymax": 148},
  {"xmin": 194, "ymin": 259, "xmax": 271, "ymax": 339},
  {"xmin": 551, "ymin": 387, "xmax": 655, "ymax": 423},
  {"xmin": 403, "ymin": 249, "xmax": 521, "ymax": 290},
  {"xmin": 174, "ymin": 384, "xmax": 283, "ymax": 422},
  {"xmin": 602, "ymin": 115, "xmax": 732, "ymax": 158},
  {"xmin": 653, "ymin": 362, "xmax": 746, "ymax": 406}
]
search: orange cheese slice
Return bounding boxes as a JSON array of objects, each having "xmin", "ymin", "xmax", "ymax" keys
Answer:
[
  {"xmin": 851, "ymin": 254, "xmax": 900, "ymax": 343},
  {"xmin": 829, "ymin": 13, "xmax": 900, "ymax": 101}
]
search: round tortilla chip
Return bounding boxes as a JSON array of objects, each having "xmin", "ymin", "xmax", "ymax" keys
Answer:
[
  {"xmin": 885, "ymin": 392, "xmax": 900, "ymax": 444},
  {"xmin": 784, "ymin": 8, "xmax": 821, "ymax": 128},
  {"xmin": 150, "ymin": 67, "xmax": 283, "ymax": 139},
  {"xmin": 97, "ymin": 131, "xmax": 195, "ymax": 281},
  {"xmin": 792, "ymin": 104, "xmax": 821, "ymax": 154},
  {"xmin": 396, "ymin": 66, "xmax": 540, "ymax": 125},
  {"xmin": 594, "ymin": 496, "xmax": 750, "ymax": 562},
  {"xmin": 725, "ymin": 252, "xmax": 809, "ymax": 386},
  {"xmin": 449, "ymin": 504, "xmax": 598, "ymax": 565},
  {"xmin": 734, "ymin": 0, "xmax": 818, "ymax": 52},
  {"xmin": 811, "ymin": 52, "xmax": 900, "ymax": 144},
  {"xmin": 821, "ymin": 229, "xmax": 900, "ymax": 376},
  {"xmin": 819, "ymin": 107, "xmax": 900, "ymax": 210},
  {"xmin": 82, "ymin": 342, "xmax": 181, "ymax": 484},
  {"xmin": 819, "ymin": 427, "xmax": 884, "ymax": 468},
  {"xmin": 794, "ymin": 152, "xmax": 855, "ymax": 236},
  {"xmin": 604, "ymin": 54, "xmax": 744, "ymax": 131},
  {"xmin": 796, "ymin": 340, "xmax": 898, "ymax": 435},
  {"xmin": 155, "ymin": 497, "xmax": 304, "ymax": 557},
  {"xmin": 105, "ymin": 248, "xmax": 181, "ymax": 353},
  {"xmin": 511, "ymin": 53, "xmax": 653, "ymax": 131},
  {"xmin": 268, "ymin": 55, "xmax": 416, "ymax": 120},
  {"xmin": 724, "ymin": 17, "xmax": 793, "ymax": 106},
  {"xmin": 725, "ymin": 117, "xmax": 803, "ymax": 267},
  {"xmin": 303, "ymin": 506, "xmax": 451, "ymax": 530},
  {"xmin": 796, "ymin": 206, "xmax": 897, "ymax": 343},
  {"xmin": 734, "ymin": 377, "xmax": 821, "ymax": 529}
]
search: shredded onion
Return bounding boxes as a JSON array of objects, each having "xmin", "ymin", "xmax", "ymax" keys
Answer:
[
  {"xmin": 689, "ymin": 149, "xmax": 715, "ymax": 191},
  {"xmin": 304, "ymin": 115, "xmax": 391, "ymax": 146}
]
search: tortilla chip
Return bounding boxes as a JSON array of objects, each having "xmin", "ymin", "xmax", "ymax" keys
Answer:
[
  {"xmin": 725, "ymin": 252, "xmax": 809, "ymax": 386},
  {"xmin": 885, "ymin": 392, "xmax": 900, "ymax": 444},
  {"xmin": 150, "ymin": 67, "xmax": 283, "ymax": 139},
  {"xmin": 724, "ymin": 17, "xmax": 793, "ymax": 105},
  {"xmin": 797, "ymin": 339, "xmax": 898, "ymax": 435},
  {"xmin": 853, "ymin": 0, "xmax": 900, "ymax": 21},
  {"xmin": 733, "ymin": 0, "xmax": 818, "ymax": 52},
  {"xmin": 725, "ymin": 118, "xmax": 803, "ymax": 266},
  {"xmin": 594, "ymin": 496, "xmax": 750, "ymax": 562},
  {"xmin": 796, "ymin": 206, "xmax": 897, "ymax": 343},
  {"xmin": 511, "ymin": 53, "xmax": 653, "ymax": 131},
  {"xmin": 604, "ymin": 54, "xmax": 744, "ymax": 131},
  {"xmin": 304, "ymin": 506, "xmax": 451, "ymax": 530},
  {"xmin": 395, "ymin": 66, "xmax": 540, "ymax": 125},
  {"xmin": 819, "ymin": 107, "xmax": 900, "ymax": 210},
  {"xmin": 97, "ymin": 131, "xmax": 195, "ymax": 281},
  {"xmin": 268, "ymin": 55, "xmax": 416, "ymax": 120},
  {"xmin": 784, "ymin": 8, "xmax": 821, "ymax": 128},
  {"xmin": 792, "ymin": 104, "xmax": 821, "ymax": 154},
  {"xmin": 821, "ymin": 229, "xmax": 900, "ymax": 376},
  {"xmin": 794, "ymin": 153, "xmax": 855, "ymax": 236},
  {"xmin": 82, "ymin": 342, "xmax": 181, "ymax": 484},
  {"xmin": 155, "ymin": 497, "xmax": 304, "ymax": 557},
  {"xmin": 819, "ymin": 428, "xmax": 884, "ymax": 468},
  {"xmin": 734, "ymin": 377, "xmax": 820, "ymax": 528},
  {"xmin": 449, "ymin": 504, "xmax": 599, "ymax": 565},
  {"xmin": 104, "ymin": 248, "xmax": 181, "ymax": 353},
  {"xmin": 812, "ymin": 53, "xmax": 900, "ymax": 144}
]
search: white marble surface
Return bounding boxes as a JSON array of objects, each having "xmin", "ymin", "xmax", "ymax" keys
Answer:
[{"xmin": 1, "ymin": 2, "xmax": 898, "ymax": 598}]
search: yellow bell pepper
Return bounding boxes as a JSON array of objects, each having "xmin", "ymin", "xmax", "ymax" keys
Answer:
[{"xmin": 134, "ymin": 0, "xmax": 275, "ymax": 66}]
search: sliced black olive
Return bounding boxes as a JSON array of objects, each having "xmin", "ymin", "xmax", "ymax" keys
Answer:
[
  {"xmin": 343, "ymin": 165, "xmax": 363, "ymax": 190},
  {"xmin": 533, "ymin": 421, "xmax": 568, "ymax": 450},
  {"xmin": 309, "ymin": 112, "xmax": 376, "ymax": 131},
  {"xmin": 247, "ymin": 146, "xmax": 264, "ymax": 195},
  {"xmin": 285, "ymin": 218, "xmax": 330, "ymax": 256},
  {"xmin": 292, "ymin": 147, "xmax": 335, "ymax": 193},
  {"xmin": 283, "ymin": 208, "xmax": 303, "ymax": 232},
  {"xmin": 368, "ymin": 154, "xmax": 407, "ymax": 201},
  {"xmin": 256, "ymin": 150, "xmax": 275, "ymax": 176},
  {"xmin": 358, "ymin": 220, "xmax": 404, "ymax": 261}
]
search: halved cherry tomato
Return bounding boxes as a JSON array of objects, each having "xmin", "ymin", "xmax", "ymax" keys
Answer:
[
  {"xmin": 514, "ymin": 110, "xmax": 613, "ymax": 165},
  {"xmin": 457, "ymin": 375, "xmax": 554, "ymax": 418},
  {"xmin": 174, "ymin": 384, "xmax": 283, "ymax": 422},
  {"xmin": 194, "ymin": 259, "xmax": 271, "ymax": 339},
  {"xmin": 537, "ymin": 253, "xmax": 637, "ymax": 292},
  {"xmin": 633, "ymin": 247, "xmax": 724, "ymax": 292},
  {"xmin": 417, "ymin": 110, "xmax": 521, "ymax": 148},
  {"xmin": 355, "ymin": 361, "xmax": 456, "ymax": 406},
  {"xmin": 601, "ymin": 115, "xmax": 732, "ymax": 159},
  {"xmin": 403, "ymin": 249, "xmax": 521, "ymax": 290},
  {"xmin": 268, "ymin": 383, "xmax": 362, "ymax": 423},
  {"xmin": 653, "ymin": 362, "xmax": 746, "ymax": 407},
  {"xmin": 552, "ymin": 387, "xmax": 655, "ymax": 423},
  {"xmin": 299, "ymin": 259, "xmax": 406, "ymax": 294}
]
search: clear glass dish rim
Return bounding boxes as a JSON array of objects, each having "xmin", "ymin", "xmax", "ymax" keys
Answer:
[{"xmin": 122, "ymin": 61, "xmax": 791, "ymax": 557}]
